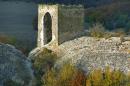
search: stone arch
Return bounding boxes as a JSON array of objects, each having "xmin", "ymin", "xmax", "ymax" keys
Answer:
[
  {"xmin": 38, "ymin": 5, "xmax": 58, "ymax": 48},
  {"xmin": 43, "ymin": 12, "xmax": 52, "ymax": 45}
]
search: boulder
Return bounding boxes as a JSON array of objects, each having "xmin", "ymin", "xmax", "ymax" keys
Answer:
[{"xmin": 0, "ymin": 43, "xmax": 35, "ymax": 86}]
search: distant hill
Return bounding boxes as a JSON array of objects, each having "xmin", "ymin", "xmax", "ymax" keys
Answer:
[
  {"xmin": 0, "ymin": 0, "xmax": 130, "ymax": 7},
  {"xmin": 84, "ymin": 1, "xmax": 130, "ymax": 32}
]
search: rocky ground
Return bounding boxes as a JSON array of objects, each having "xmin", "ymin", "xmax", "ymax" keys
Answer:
[
  {"xmin": 29, "ymin": 36, "xmax": 130, "ymax": 75},
  {"xmin": 55, "ymin": 37, "xmax": 130, "ymax": 74}
]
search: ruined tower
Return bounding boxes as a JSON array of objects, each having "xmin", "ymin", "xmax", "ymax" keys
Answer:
[{"xmin": 38, "ymin": 4, "xmax": 84, "ymax": 49}]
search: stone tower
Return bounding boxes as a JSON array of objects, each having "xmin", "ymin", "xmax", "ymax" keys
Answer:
[{"xmin": 37, "ymin": 4, "xmax": 84, "ymax": 49}]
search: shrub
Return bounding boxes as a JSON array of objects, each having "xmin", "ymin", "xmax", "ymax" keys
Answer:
[
  {"xmin": 42, "ymin": 68, "xmax": 57, "ymax": 86},
  {"xmin": 90, "ymin": 23, "xmax": 105, "ymax": 38},
  {"xmin": 33, "ymin": 48, "xmax": 57, "ymax": 75},
  {"xmin": 70, "ymin": 70, "xmax": 86, "ymax": 86},
  {"xmin": 33, "ymin": 48, "xmax": 58, "ymax": 86},
  {"xmin": 86, "ymin": 67, "xmax": 130, "ymax": 86},
  {"xmin": 42, "ymin": 63, "xmax": 86, "ymax": 86},
  {"xmin": 89, "ymin": 23, "xmax": 127, "ymax": 39},
  {"xmin": 89, "ymin": 23, "xmax": 111, "ymax": 38},
  {"xmin": 43, "ymin": 64, "xmax": 75, "ymax": 86},
  {"xmin": 41, "ymin": 62, "xmax": 130, "ymax": 86}
]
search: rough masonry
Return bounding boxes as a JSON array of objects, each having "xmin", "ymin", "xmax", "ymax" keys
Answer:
[{"xmin": 37, "ymin": 4, "xmax": 84, "ymax": 49}]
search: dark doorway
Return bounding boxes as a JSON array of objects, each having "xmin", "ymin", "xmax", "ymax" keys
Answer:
[{"xmin": 43, "ymin": 12, "xmax": 52, "ymax": 44}]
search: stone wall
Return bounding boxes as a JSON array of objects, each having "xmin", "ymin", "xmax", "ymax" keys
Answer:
[
  {"xmin": 58, "ymin": 5, "xmax": 84, "ymax": 44},
  {"xmin": 37, "ymin": 4, "xmax": 84, "ymax": 49}
]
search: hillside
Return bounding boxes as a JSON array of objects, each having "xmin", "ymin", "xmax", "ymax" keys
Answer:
[
  {"xmin": 85, "ymin": 1, "xmax": 130, "ymax": 32},
  {"xmin": 0, "ymin": 0, "xmax": 130, "ymax": 7}
]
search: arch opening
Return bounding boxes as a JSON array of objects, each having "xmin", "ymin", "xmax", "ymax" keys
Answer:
[{"xmin": 43, "ymin": 12, "xmax": 52, "ymax": 45}]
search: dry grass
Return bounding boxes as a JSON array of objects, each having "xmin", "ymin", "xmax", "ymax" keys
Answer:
[
  {"xmin": 42, "ymin": 63, "xmax": 86, "ymax": 86},
  {"xmin": 89, "ymin": 23, "xmax": 112, "ymax": 39},
  {"xmin": 86, "ymin": 67, "xmax": 130, "ymax": 86},
  {"xmin": 42, "ymin": 64, "xmax": 130, "ymax": 86},
  {"xmin": 90, "ymin": 23, "xmax": 105, "ymax": 38},
  {"xmin": 89, "ymin": 24, "xmax": 127, "ymax": 40}
]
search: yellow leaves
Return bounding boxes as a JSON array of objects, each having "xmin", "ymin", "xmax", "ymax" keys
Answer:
[
  {"xmin": 43, "ymin": 69, "xmax": 57, "ymax": 86},
  {"xmin": 59, "ymin": 64, "xmax": 76, "ymax": 81},
  {"xmin": 42, "ymin": 64, "xmax": 130, "ymax": 86},
  {"xmin": 86, "ymin": 79, "xmax": 91, "ymax": 86},
  {"xmin": 85, "ymin": 67, "xmax": 130, "ymax": 86},
  {"xmin": 43, "ymin": 63, "xmax": 86, "ymax": 86},
  {"xmin": 126, "ymin": 49, "xmax": 130, "ymax": 54}
]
